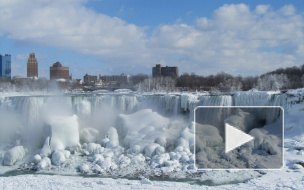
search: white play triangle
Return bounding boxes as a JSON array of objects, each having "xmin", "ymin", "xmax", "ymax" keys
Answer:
[{"xmin": 225, "ymin": 123, "xmax": 254, "ymax": 153}]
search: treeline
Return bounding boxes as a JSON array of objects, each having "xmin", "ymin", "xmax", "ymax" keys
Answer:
[
  {"xmin": 264, "ymin": 65, "xmax": 304, "ymax": 89},
  {"xmin": 176, "ymin": 72, "xmax": 257, "ymax": 91},
  {"xmin": 132, "ymin": 64, "xmax": 304, "ymax": 92}
]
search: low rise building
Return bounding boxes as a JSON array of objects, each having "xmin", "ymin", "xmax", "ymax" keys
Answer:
[
  {"xmin": 99, "ymin": 73, "xmax": 130, "ymax": 85},
  {"xmin": 84, "ymin": 74, "xmax": 98, "ymax": 85},
  {"xmin": 50, "ymin": 62, "xmax": 69, "ymax": 80},
  {"xmin": 152, "ymin": 64, "xmax": 178, "ymax": 78}
]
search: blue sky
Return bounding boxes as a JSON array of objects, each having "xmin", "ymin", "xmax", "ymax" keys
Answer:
[{"xmin": 0, "ymin": 0, "xmax": 303, "ymax": 79}]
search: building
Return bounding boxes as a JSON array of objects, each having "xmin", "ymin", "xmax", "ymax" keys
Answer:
[
  {"xmin": 50, "ymin": 62, "xmax": 69, "ymax": 80},
  {"xmin": 152, "ymin": 64, "xmax": 178, "ymax": 78},
  {"xmin": 27, "ymin": 53, "xmax": 38, "ymax": 78},
  {"xmin": 83, "ymin": 74, "xmax": 98, "ymax": 85},
  {"xmin": 0, "ymin": 54, "xmax": 11, "ymax": 79},
  {"xmin": 99, "ymin": 73, "xmax": 130, "ymax": 85}
]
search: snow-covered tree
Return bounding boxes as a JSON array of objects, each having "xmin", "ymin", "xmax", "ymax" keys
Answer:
[
  {"xmin": 218, "ymin": 78, "xmax": 243, "ymax": 92},
  {"xmin": 137, "ymin": 77, "xmax": 177, "ymax": 92},
  {"xmin": 256, "ymin": 74, "xmax": 290, "ymax": 91}
]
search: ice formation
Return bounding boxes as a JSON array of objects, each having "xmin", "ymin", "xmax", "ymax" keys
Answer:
[
  {"xmin": 0, "ymin": 90, "xmax": 300, "ymax": 188},
  {"xmin": 45, "ymin": 115, "xmax": 80, "ymax": 151},
  {"xmin": 3, "ymin": 146, "xmax": 26, "ymax": 166},
  {"xmin": 80, "ymin": 128, "xmax": 99, "ymax": 144}
]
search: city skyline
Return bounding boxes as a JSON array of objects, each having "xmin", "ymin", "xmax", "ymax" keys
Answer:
[{"xmin": 0, "ymin": 0, "xmax": 303, "ymax": 79}]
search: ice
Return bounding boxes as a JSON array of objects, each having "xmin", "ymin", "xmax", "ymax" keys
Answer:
[
  {"xmin": 181, "ymin": 94, "xmax": 199, "ymax": 112},
  {"xmin": 3, "ymin": 146, "xmax": 26, "ymax": 166},
  {"xmin": 117, "ymin": 109, "xmax": 170, "ymax": 153},
  {"xmin": 33, "ymin": 154, "xmax": 41, "ymax": 164},
  {"xmin": 104, "ymin": 127, "xmax": 119, "ymax": 149},
  {"xmin": 35, "ymin": 157, "xmax": 51, "ymax": 170},
  {"xmin": 143, "ymin": 143, "xmax": 161, "ymax": 158},
  {"xmin": 91, "ymin": 154, "xmax": 104, "ymax": 163},
  {"xmin": 91, "ymin": 164, "xmax": 103, "ymax": 174},
  {"xmin": 86, "ymin": 143, "xmax": 104, "ymax": 154},
  {"xmin": 78, "ymin": 163, "xmax": 89, "ymax": 173},
  {"xmin": 224, "ymin": 109, "xmax": 257, "ymax": 132},
  {"xmin": 117, "ymin": 154, "xmax": 131, "ymax": 168},
  {"xmin": 195, "ymin": 124, "xmax": 223, "ymax": 151},
  {"xmin": 140, "ymin": 178, "xmax": 153, "ymax": 185},
  {"xmin": 177, "ymin": 123, "xmax": 194, "ymax": 151},
  {"xmin": 40, "ymin": 137, "xmax": 51, "ymax": 157},
  {"xmin": 51, "ymin": 150, "xmax": 70, "ymax": 165},
  {"xmin": 131, "ymin": 154, "xmax": 145, "ymax": 164},
  {"xmin": 79, "ymin": 128, "xmax": 99, "ymax": 144},
  {"xmin": 46, "ymin": 115, "xmax": 80, "ymax": 151},
  {"xmin": 0, "ymin": 91, "xmax": 301, "ymax": 188},
  {"xmin": 99, "ymin": 157, "xmax": 114, "ymax": 170}
]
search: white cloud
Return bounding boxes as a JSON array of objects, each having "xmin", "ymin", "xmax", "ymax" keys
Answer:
[
  {"xmin": 255, "ymin": 5, "xmax": 270, "ymax": 15},
  {"xmin": 0, "ymin": 1, "xmax": 303, "ymax": 76},
  {"xmin": 0, "ymin": 0, "xmax": 147, "ymax": 66},
  {"xmin": 146, "ymin": 4, "xmax": 304, "ymax": 76}
]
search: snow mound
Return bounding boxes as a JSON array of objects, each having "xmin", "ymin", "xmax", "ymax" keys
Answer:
[
  {"xmin": 86, "ymin": 143, "xmax": 104, "ymax": 154},
  {"xmin": 117, "ymin": 109, "xmax": 170, "ymax": 155},
  {"xmin": 78, "ymin": 163, "xmax": 89, "ymax": 173},
  {"xmin": 46, "ymin": 115, "xmax": 80, "ymax": 151},
  {"xmin": 3, "ymin": 146, "xmax": 26, "ymax": 166},
  {"xmin": 33, "ymin": 154, "xmax": 41, "ymax": 164},
  {"xmin": 35, "ymin": 157, "xmax": 51, "ymax": 170},
  {"xmin": 105, "ymin": 127, "xmax": 119, "ymax": 149},
  {"xmin": 91, "ymin": 164, "xmax": 103, "ymax": 174},
  {"xmin": 177, "ymin": 123, "xmax": 195, "ymax": 151},
  {"xmin": 51, "ymin": 150, "xmax": 70, "ymax": 165}
]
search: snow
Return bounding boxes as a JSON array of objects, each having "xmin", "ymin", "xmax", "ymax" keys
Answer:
[
  {"xmin": 104, "ymin": 127, "xmax": 119, "ymax": 149},
  {"xmin": 80, "ymin": 128, "xmax": 99, "ymax": 144},
  {"xmin": 0, "ymin": 90, "xmax": 304, "ymax": 189},
  {"xmin": 40, "ymin": 137, "xmax": 51, "ymax": 157},
  {"xmin": 117, "ymin": 109, "xmax": 170, "ymax": 154},
  {"xmin": 3, "ymin": 146, "xmax": 26, "ymax": 166},
  {"xmin": 46, "ymin": 115, "xmax": 80, "ymax": 151},
  {"xmin": 51, "ymin": 150, "xmax": 70, "ymax": 166},
  {"xmin": 78, "ymin": 163, "xmax": 89, "ymax": 173},
  {"xmin": 86, "ymin": 143, "xmax": 104, "ymax": 154},
  {"xmin": 33, "ymin": 154, "xmax": 41, "ymax": 164},
  {"xmin": 35, "ymin": 157, "xmax": 51, "ymax": 170}
]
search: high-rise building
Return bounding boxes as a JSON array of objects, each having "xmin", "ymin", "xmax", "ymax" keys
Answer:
[
  {"xmin": 0, "ymin": 54, "xmax": 11, "ymax": 79},
  {"xmin": 152, "ymin": 64, "xmax": 178, "ymax": 78},
  {"xmin": 27, "ymin": 53, "xmax": 38, "ymax": 78},
  {"xmin": 50, "ymin": 62, "xmax": 69, "ymax": 80}
]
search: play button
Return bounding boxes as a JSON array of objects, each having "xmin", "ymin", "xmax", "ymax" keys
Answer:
[
  {"xmin": 225, "ymin": 123, "xmax": 254, "ymax": 153},
  {"xmin": 194, "ymin": 106, "xmax": 283, "ymax": 170}
]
